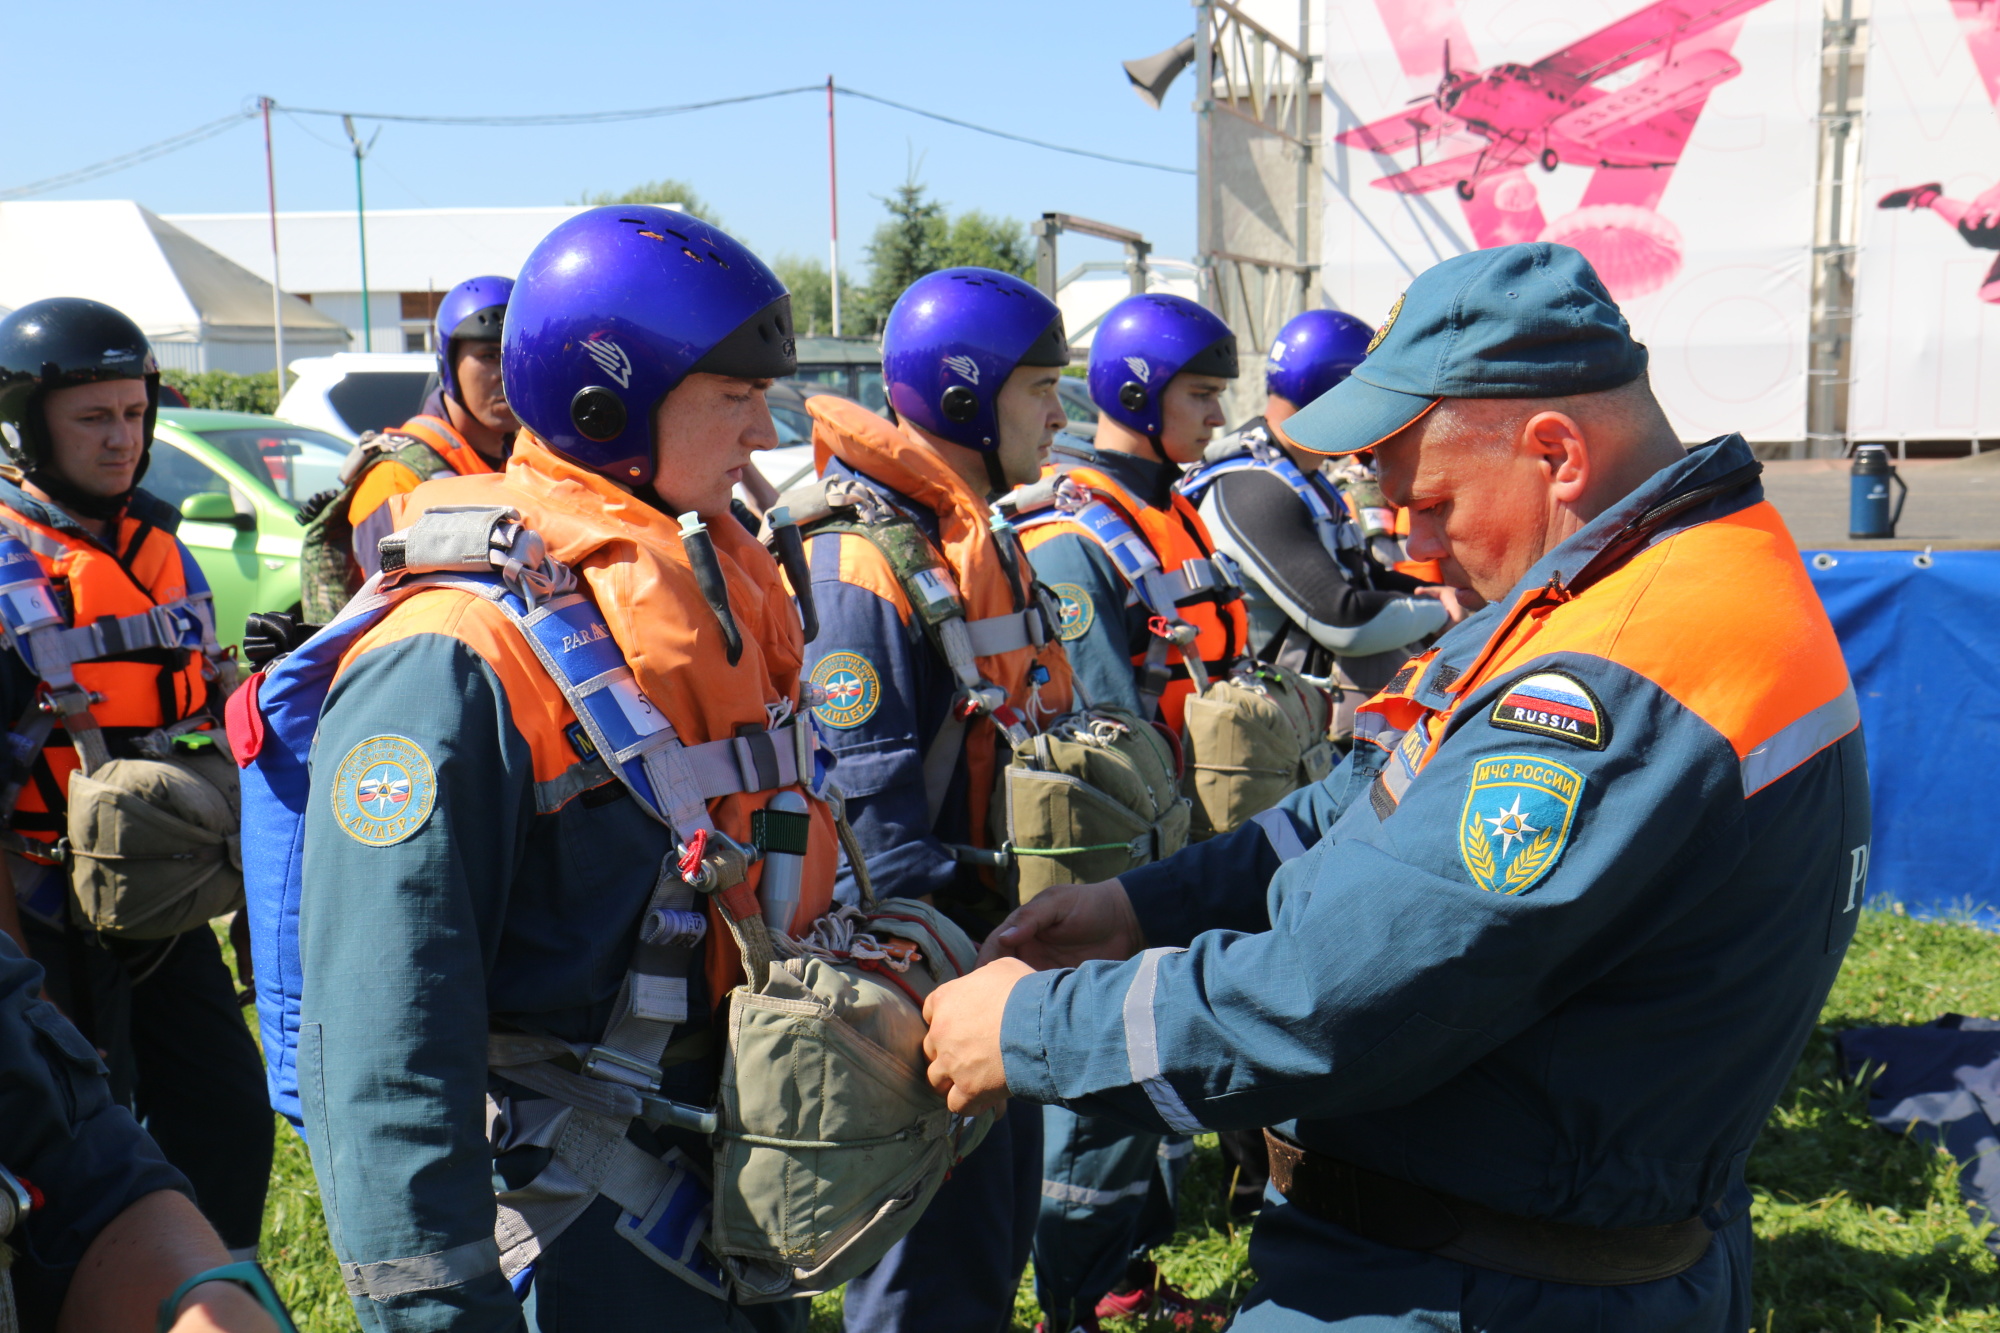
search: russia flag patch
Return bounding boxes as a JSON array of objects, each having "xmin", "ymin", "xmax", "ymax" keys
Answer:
[{"xmin": 1489, "ymin": 670, "xmax": 1607, "ymax": 750}]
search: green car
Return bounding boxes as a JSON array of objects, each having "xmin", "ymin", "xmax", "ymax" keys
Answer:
[{"xmin": 146, "ymin": 408, "xmax": 352, "ymax": 646}]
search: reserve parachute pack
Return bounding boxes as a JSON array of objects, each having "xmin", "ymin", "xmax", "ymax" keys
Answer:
[
  {"xmin": 1002, "ymin": 454, "xmax": 1328, "ymax": 841},
  {"xmin": 0, "ymin": 524, "xmax": 243, "ymax": 937},
  {"xmin": 783, "ymin": 478, "xmax": 1190, "ymax": 905},
  {"xmin": 295, "ymin": 418, "xmax": 464, "ymax": 623},
  {"xmin": 227, "ymin": 503, "xmax": 990, "ymax": 1305}
]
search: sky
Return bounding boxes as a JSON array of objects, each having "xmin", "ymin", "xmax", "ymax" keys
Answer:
[{"xmin": 6, "ymin": 1, "xmax": 1205, "ymax": 282}]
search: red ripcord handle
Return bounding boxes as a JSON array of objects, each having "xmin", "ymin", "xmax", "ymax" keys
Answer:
[{"xmin": 676, "ymin": 829, "xmax": 709, "ymax": 883}]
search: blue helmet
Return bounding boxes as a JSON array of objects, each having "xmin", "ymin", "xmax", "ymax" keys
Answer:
[
  {"xmin": 1265, "ymin": 309, "xmax": 1373, "ymax": 408},
  {"xmin": 502, "ymin": 206, "xmax": 795, "ymax": 486},
  {"xmin": 882, "ymin": 268, "xmax": 1068, "ymax": 452},
  {"xmin": 1087, "ymin": 294, "xmax": 1237, "ymax": 437},
  {"xmin": 434, "ymin": 275, "xmax": 513, "ymax": 406}
]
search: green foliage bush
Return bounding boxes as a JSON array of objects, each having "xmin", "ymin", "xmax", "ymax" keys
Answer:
[
  {"xmin": 161, "ymin": 369, "xmax": 279, "ymax": 416},
  {"xmin": 850, "ymin": 176, "xmax": 1033, "ymax": 334}
]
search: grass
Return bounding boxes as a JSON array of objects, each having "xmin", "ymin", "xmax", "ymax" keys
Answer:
[{"xmin": 227, "ymin": 906, "xmax": 2000, "ymax": 1331}]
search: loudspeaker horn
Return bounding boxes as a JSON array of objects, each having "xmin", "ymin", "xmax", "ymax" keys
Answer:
[{"xmin": 1123, "ymin": 36, "xmax": 1197, "ymax": 110}]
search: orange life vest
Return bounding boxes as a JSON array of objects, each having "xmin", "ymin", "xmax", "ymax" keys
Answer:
[
  {"xmin": 1016, "ymin": 459, "xmax": 1248, "ymax": 734},
  {"xmin": 0, "ymin": 501, "xmax": 212, "ymax": 846},
  {"xmin": 805, "ymin": 396, "xmax": 1075, "ymax": 847},
  {"xmin": 390, "ymin": 434, "xmax": 837, "ymax": 996},
  {"xmin": 346, "ymin": 412, "xmax": 496, "ymax": 528}
]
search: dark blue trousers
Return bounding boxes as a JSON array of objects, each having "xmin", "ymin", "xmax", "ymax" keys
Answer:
[
  {"xmin": 24, "ymin": 916, "xmax": 271, "ymax": 1251},
  {"xmin": 1226, "ymin": 1196, "xmax": 1752, "ymax": 1331},
  {"xmin": 842, "ymin": 1101, "xmax": 1042, "ymax": 1333}
]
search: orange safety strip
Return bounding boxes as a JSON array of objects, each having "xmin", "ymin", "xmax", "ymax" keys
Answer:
[{"xmin": 335, "ymin": 589, "xmax": 582, "ymax": 787}]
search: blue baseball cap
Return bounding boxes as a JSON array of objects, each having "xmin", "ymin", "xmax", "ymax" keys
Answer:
[{"xmin": 1279, "ymin": 243, "xmax": 1648, "ymax": 457}]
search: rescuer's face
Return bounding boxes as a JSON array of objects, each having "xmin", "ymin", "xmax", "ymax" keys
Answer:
[
  {"xmin": 991, "ymin": 364, "xmax": 1067, "ymax": 489},
  {"xmin": 454, "ymin": 341, "xmax": 519, "ymax": 434},
  {"xmin": 1376, "ymin": 398, "xmax": 1569, "ymax": 603},
  {"xmin": 651, "ymin": 373, "xmax": 778, "ymax": 518},
  {"xmin": 1157, "ymin": 373, "xmax": 1230, "ymax": 464},
  {"xmin": 41, "ymin": 379, "xmax": 147, "ymax": 499}
]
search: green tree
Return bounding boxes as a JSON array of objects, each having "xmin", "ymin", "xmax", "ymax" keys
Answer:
[
  {"xmin": 572, "ymin": 177, "xmax": 723, "ymax": 227},
  {"xmin": 162, "ymin": 369, "xmax": 279, "ymax": 415},
  {"xmin": 770, "ymin": 256, "xmax": 857, "ymax": 339},
  {"xmin": 851, "ymin": 177, "xmax": 1031, "ymax": 334}
]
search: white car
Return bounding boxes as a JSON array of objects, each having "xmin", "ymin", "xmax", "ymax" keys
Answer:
[{"xmin": 276, "ymin": 352, "xmax": 435, "ymax": 443}]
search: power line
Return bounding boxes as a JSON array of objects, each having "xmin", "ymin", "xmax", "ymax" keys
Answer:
[
  {"xmin": 273, "ymin": 85, "xmax": 822, "ymax": 127},
  {"xmin": 833, "ymin": 87, "xmax": 1193, "ymax": 176},
  {"xmin": 0, "ymin": 110, "xmax": 253, "ymax": 201},
  {"xmin": 0, "ymin": 81, "xmax": 1194, "ymax": 201}
]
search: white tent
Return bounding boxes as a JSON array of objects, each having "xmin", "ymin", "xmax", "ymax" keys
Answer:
[{"xmin": 0, "ymin": 201, "xmax": 347, "ymax": 375}]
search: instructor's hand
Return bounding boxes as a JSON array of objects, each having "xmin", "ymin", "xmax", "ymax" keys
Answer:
[
  {"xmin": 977, "ymin": 879, "xmax": 1145, "ymax": 969},
  {"xmin": 924, "ymin": 958, "xmax": 1032, "ymax": 1115}
]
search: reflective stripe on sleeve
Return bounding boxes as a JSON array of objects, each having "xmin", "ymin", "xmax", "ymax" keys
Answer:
[
  {"xmin": 341, "ymin": 1237, "xmax": 502, "ymax": 1301},
  {"xmin": 1041, "ymin": 1177, "xmax": 1154, "ymax": 1207},
  {"xmin": 1121, "ymin": 947, "xmax": 1205, "ymax": 1133},
  {"xmin": 1250, "ymin": 807, "xmax": 1308, "ymax": 864},
  {"xmin": 1740, "ymin": 685, "xmax": 1860, "ymax": 797}
]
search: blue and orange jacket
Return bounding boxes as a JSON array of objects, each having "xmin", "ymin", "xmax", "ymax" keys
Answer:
[
  {"xmin": 295, "ymin": 435, "xmax": 834, "ymax": 1330},
  {"xmin": 799, "ymin": 396, "xmax": 1073, "ymax": 912},
  {"xmin": 1000, "ymin": 438, "xmax": 1868, "ymax": 1301},
  {"xmin": 346, "ymin": 394, "xmax": 498, "ymax": 579}
]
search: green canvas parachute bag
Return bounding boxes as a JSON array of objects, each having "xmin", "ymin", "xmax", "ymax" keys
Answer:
[
  {"xmin": 991, "ymin": 706, "xmax": 1190, "ymax": 904},
  {"xmin": 1180, "ymin": 661, "xmax": 1335, "ymax": 842},
  {"xmin": 702, "ymin": 864, "xmax": 996, "ymax": 1301},
  {"xmin": 63, "ymin": 733, "xmax": 244, "ymax": 938}
]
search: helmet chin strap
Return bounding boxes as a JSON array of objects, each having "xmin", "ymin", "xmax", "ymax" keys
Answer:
[{"xmin": 982, "ymin": 450, "xmax": 1009, "ymax": 497}]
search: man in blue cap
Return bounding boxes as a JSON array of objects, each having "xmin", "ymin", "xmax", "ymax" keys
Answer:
[{"xmin": 922, "ymin": 242, "xmax": 1870, "ymax": 1331}]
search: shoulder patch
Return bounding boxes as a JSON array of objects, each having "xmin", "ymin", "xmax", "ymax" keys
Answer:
[
  {"xmin": 810, "ymin": 652, "xmax": 882, "ymax": 728},
  {"xmin": 1489, "ymin": 670, "xmax": 1607, "ymax": 749},
  {"xmin": 332, "ymin": 734, "xmax": 439, "ymax": 846},
  {"xmin": 1049, "ymin": 582, "xmax": 1095, "ymax": 641},
  {"xmin": 1459, "ymin": 754, "xmax": 1583, "ymax": 896}
]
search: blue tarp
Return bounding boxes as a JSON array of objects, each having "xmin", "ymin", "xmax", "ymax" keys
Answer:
[{"xmin": 1805, "ymin": 549, "xmax": 2000, "ymax": 923}]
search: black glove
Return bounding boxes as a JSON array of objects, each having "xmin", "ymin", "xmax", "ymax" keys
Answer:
[{"xmin": 241, "ymin": 612, "xmax": 321, "ymax": 670}]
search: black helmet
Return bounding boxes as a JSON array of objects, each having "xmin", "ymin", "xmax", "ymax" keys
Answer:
[{"xmin": 0, "ymin": 298, "xmax": 161, "ymax": 474}]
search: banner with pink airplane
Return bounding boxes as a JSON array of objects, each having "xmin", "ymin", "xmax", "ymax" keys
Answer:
[
  {"xmin": 1849, "ymin": 0, "xmax": 2000, "ymax": 442},
  {"xmin": 1319, "ymin": 0, "xmax": 1822, "ymax": 442}
]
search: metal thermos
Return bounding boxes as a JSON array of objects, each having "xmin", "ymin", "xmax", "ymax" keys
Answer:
[
  {"xmin": 1849, "ymin": 445, "xmax": 1908, "ymax": 539},
  {"xmin": 758, "ymin": 789, "xmax": 810, "ymax": 934}
]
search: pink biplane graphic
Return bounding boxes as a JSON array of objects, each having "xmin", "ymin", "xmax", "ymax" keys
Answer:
[{"xmin": 1338, "ymin": 0, "xmax": 1775, "ymax": 201}]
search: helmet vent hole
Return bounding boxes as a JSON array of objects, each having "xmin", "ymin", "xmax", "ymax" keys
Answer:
[
  {"xmin": 682, "ymin": 248, "xmax": 704, "ymax": 263},
  {"xmin": 709, "ymin": 251, "xmax": 729, "ymax": 268},
  {"xmin": 571, "ymin": 386, "xmax": 628, "ymax": 443}
]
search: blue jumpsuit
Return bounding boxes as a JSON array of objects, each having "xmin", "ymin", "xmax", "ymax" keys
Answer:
[
  {"xmin": 0, "ymin": 933, "xmax": 191, "ymax": 1328},
  {"xmin": 998, "ymin": 438, "xmax": 1871, "ymax": 1331},
  {"xmin": 802, "ymin": 453, "xmax": 1047, "ymax": 1333}
]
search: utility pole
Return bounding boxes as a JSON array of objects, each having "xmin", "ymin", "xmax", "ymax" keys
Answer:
[
  {"xmin": 260, "ymin": 97, "xmax": 286, "ymax": 394},
  {"xmin": 342, "ymin": 115, "xmax": 377, "ymax": 352},
  {"xmin": 827, "ymin": 76, "xmax": 842, "ymax": 337}
]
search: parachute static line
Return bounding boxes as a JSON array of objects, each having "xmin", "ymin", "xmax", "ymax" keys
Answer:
[{"xmin": 678, "ymin": 512, "xmax": 744, "ymax": 665}]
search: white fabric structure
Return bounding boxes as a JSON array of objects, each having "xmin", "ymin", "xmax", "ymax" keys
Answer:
[
  {"xmin": 1848, "ymin": 0, "xmax": 2000, "ymax": 442},
  {"xmin": 0, "ymin": 201, "xmax": 346, "ymax": 375},
  {"xmin": 1318, "ymin": 0, "xmax": 1823, "ymax": 444}
]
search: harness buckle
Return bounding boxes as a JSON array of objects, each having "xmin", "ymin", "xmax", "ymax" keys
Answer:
[
  {"xmin": 582, "ymin": 1044, "xmax": 664, "ymax": 1093},
  {"xmin": 638, "ymin": 1093, "xmax": 720, "ymax": 1135}
]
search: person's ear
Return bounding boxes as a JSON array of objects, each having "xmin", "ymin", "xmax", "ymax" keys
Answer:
[{"xmin": 1523, "ymin": 410, "xmax": 1588, "ymax": 506}]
